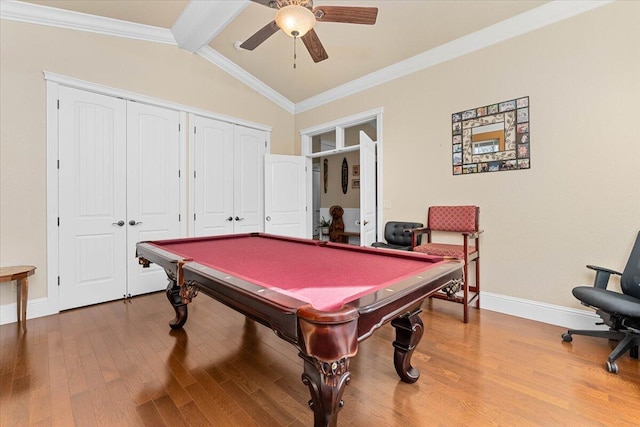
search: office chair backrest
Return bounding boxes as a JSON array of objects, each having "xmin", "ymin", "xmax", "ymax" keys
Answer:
[
  {"xmin": 383, "ymin": 222, "xmax": 423, "ymax": 247},
  {"xmin": 427, "ymin": 206, "xmax": 479, "ymax": 233},
  {"xmin": 621, "ymin": 231, "xmax": 640, "ymax": 299}
]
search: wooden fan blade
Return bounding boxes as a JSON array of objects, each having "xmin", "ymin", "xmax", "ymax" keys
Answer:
[
  {"xmin": 314, "ymin": 6, "xmax": 378, "ymax": 25},
  {"xmin": 250, "ymin": 0, "xmax": 276, "ymax": 8},
  {"xmin": 240, "ymin": 21, "xmax": 280, "ymax": 50},
  {"xmin": 302, "ymin": 29, "xmax": 328, "ymax": 63}
]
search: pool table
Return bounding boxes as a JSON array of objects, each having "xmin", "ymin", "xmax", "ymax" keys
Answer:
[{"xmin": 137, "ymin": 233, "xmax": 463, "ymax": 427}]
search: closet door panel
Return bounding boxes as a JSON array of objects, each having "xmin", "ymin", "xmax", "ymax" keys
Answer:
[
  {"xmin": 58, "ymin": 86, "xmax": 127, "ymax": 310},
  {"xmin": 193, "ymin": 116, "xmax": 234, "ymax": 236},
  {"xmin": 126, "ymin": 102, "xmax": 181, "ymax": 296},
  {"xmin": 233, "ymin": 126, "xmax": 266, "ymax": 233}
]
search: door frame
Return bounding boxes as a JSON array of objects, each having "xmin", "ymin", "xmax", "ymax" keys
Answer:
[{"xmin": 299, "ymin": 108, "xmax": 383, "ymax": 242}]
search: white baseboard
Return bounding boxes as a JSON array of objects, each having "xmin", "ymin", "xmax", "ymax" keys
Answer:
[
  {"xmin": 480, "ymin": 291, "xmax": 607, "ymax": 330},
  {"xmin": 0, "ymin": 292, "xmax": 606, "ymax": 331},
  {"xmin": 0, "ymin": 297, "xmax": 53, "ymax": 325}
]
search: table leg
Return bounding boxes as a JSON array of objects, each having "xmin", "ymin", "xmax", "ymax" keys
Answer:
[
  {"xmin": 300, "ymin": 353, "xmax": 351, "ymax": 427},
  {"xmin": 16, "ymin": 279, "xmax": 21, "ymax": 324},
  {"xmin": 391, "ymin": 309, "xmax": 424, "ymax": 383},
  {"xmin": 20, "ymin": 278, "xmax": 28, "ymax": 331},
  {"xmin": 166, "ymin": 281, "xmax": 188, "ymax": 329}
]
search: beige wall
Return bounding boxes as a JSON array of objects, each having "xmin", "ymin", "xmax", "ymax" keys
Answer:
[
  {"xmin": 0, "ymin": 20, "xmax": 295, "ymax": 303},
  {"xmin": 295, "ymin": 1, "xmax": 640, "ymax": 310},
  {"xmin": 320, "ymin": 150, "xmax": 360, "ymax": 209}
]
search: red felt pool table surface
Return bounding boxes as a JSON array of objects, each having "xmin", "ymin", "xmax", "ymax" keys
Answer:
[{"xmin": 148, "ymin": 234, "xmax": 448, "ymax": 311}]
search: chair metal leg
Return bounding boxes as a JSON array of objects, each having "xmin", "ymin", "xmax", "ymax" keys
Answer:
[
  {"xmin": 607, "ymin": 334, "xmax": 640, "ymax": 363},
  {"xmin": 564, "ymin": 329, "xmax": 626, "ymax": 341}
]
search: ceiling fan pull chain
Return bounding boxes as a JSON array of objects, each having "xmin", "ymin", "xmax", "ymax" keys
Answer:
[{"xmin": 292, "ymin": 30, "xmax": 299, "ymax": 69}]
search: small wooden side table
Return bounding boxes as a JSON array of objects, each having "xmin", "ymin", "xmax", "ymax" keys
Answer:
[{"xmin": 0, "ymin": 265, "xmax": 36, "ymax": 331}]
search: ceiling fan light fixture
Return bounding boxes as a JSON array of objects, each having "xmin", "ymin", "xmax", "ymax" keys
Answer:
[{"xmin": 275, "ymin": 5, "xmax": 316, "ymax": 38}]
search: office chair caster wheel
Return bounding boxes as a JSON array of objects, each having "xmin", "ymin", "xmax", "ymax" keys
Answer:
[
  {"xmin": 606, "ymin": 361, "xmax": 618, "ymax": 374},
  {"xmin": 561, "ymin": 333, "xmax": 573, "ymax": 342}
]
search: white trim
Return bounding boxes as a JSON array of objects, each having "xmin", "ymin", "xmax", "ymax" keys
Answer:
[
  {"xmin": 45, "ymin": 79, "xmax": 60, "ymax": 317},
  {"xmin": 0, "ymin": 297, "xmax": 51, "ymax": 325},
  {"xmin": 188, "ymin": 113, "xmax": 196, "ymax": 237},
  {"xmin": 179, "ymin": 111, "xmax": 188, "ymax": 238},
  {"xmin": 3, "ymin": 0, "xmax": 612, "ymax": 116},
  {"xmin": 299, "ymin": 108, "xmax": 384, "ymax": 136},
  {"xmin": 293, "ymin": 0, "xmax": 614, "ymax": 113},
  {"xmin": 300, "ymin": 108, "xmax": 383, "ymax": 242},
  {"xmin": 172, "ymin": 0, "xmax": 249, "ymax": 53},
  {"xmin": 0, "ymin": 0, "xmax": 175, "ymax": 45},
  {"xmin": 43, "ymin": 71, "xmax": 272, "ymax": 132},
  {"xmin": 196, "ymin": 47, "xmax": 295, "ymax": 114},
  {"xmin": 375, "ymin": 110, "xmax": 384, "ymax": 241},
  {"xmin": 0, "ymin": 1, "xmax": 291, "ymax": 114},
  {"xmin": 481, "ymin": 291, "xmax": 608, "ymax": 331}
]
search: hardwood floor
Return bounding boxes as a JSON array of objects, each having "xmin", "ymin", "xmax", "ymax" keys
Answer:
[{"xmin": 1, "ymin": 292, "xmax": 638, "ymax": 426}]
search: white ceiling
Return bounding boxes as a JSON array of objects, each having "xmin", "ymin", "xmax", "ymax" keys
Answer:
[{"xmin": 11, "ymin": 1, "xmax": 607, "ymax": 109}]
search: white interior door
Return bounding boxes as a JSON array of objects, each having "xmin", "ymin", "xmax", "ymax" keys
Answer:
[
  {"xmin": 193, "ymin": 116, "xmax": 234, "ymax": 236},
  {"xmin": 359, "ymin": 131, "xmax": 377, "ymax": 246},
  {"xmin": 233, "ymin": 126, "xmax": 266, "ymax": 233},
  {"xmin": 264, "ymin": 155, "xmax": 307, "ymax": 238},
  {"xmin": 126, "ymin": 102, "xmax": 181, "ymax": 296},
  {"xmin": 58, "ymin": 86, "xmax": 127, "ymax": 310}
]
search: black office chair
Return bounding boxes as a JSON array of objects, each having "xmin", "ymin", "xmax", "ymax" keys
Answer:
[
  {"xmin": 372, "ymin": 221, "xmax": 423, "ymax": 251},
  {"xmin": 562, "ymin": 231, "xmax": 640, "ymax": 373}
]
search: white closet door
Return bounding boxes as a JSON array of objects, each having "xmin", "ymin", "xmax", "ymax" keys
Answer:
[
  {"xmin": 193, "ymin": 116, "xmax": 234, "ymax": 236},
  {"xmin": 58, "ymin": 86, "xmax": 127, "ymax": 310},
  {"xmin": 264, "ymin": 154, "xmax": 307, "ymax": 238},
  {"xmin": 126, "ymin": 102, "xmax": 181, "ymax": 296},
  {"xmin": 359, "ymin": 131, "xmax": 377, "ymax": 246},
  {"xmin": 233, "ymin": 126, "xmax": 266, "ymax": 233}
]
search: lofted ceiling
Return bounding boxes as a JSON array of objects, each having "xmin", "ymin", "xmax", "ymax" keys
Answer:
[{"xmin": 21, "ymin": 1, "xmax": 551, "ymax": 105}]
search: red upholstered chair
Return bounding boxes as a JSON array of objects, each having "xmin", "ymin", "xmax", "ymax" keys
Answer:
[{"xmin": 412, "ymin": 206, "xmax": 482, "ymax": 323}]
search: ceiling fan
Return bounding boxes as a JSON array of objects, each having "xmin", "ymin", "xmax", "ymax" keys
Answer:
[{"xmin": 240, "ymin": 0, "xmax": 378, "ymax": 64}]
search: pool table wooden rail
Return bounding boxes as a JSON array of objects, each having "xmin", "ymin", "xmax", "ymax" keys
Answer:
[{"xmin": 136, "ymin": 234, "xmax": 463, "ymax": 427}]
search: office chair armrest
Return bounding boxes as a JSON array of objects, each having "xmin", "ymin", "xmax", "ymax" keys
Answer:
[{"xmin": 586, "ymin": 264, "xmax": 622, "ymax": 289}]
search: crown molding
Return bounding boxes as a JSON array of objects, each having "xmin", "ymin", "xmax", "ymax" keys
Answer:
[
  {"xmin": 294, "ymin": 0, "xmax": 614, "ymax": 114},
  {"xmin": 172, "ymin": 0, "xmax": 249, "ymax": 53},
  {"xmin": 2, "ymin": 0, "xmax": 614, "ymax": 116},
  {"xmin": 1, "ymin": 0, "xmax": 294, "ymax": 113},
  {"xmin": 197, "ymin": 46, "xmax": 295, "ymax": 113},
  {"xmin": 0, "ymin": 0, "xmax": 175, "ymax": 44}
]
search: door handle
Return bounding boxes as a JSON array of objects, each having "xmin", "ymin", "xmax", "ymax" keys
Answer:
[
  {"xmin": 226, "ymin": 216, "xmax": 233, "ymax": 222},
  {"xmin": 363, "ymin": 220, "xmax": 369, "ymax": 226},
  {"xmin": 235, "ymin": 217, "xmax": 245, "ymax": 221},
  {"xmin": 266, "ymin": 216, "xmax": 271, "ymax": 221},
  {"xmin": 355, "ymin": 220, "xmax": 361, "ymax": 225},
  {"xmin": 128, "ymin": 220, "xmax": 143, "ymax": 226},
  {"xmin": 112, "ymin": 220, "xmax": 125, "ymax": 227}
]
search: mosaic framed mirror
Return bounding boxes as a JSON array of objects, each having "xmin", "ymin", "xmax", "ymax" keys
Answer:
[{"xmin": 452, "ymin": 96, "xmax": 530, "ymax": 175}]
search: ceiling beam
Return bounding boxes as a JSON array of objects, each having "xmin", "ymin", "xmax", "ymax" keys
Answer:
[{"xmin": 172, "ymin": 0, "xmax": 250, "ymax": 53}]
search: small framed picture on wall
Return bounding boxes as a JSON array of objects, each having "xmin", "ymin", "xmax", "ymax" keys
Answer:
[
  {"xmin": 352, "ymin": 179, "xmax": 360, "ymax": 189},
  {"xmin": 352, "ymin": 165, "xmax": 360, "ymax": 176}
]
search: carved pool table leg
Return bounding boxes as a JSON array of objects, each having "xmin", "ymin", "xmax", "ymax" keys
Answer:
[
  {"xmin": 165, "ymin": 281, "xmax": 188, "ymax": 329},
  {"xmin": 391, "ymin": 309, "xmax": 424, "ymax": 383},
  {"xmin": 300, "ymin": 354, "xmax": 351, "ymax": 427}
]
